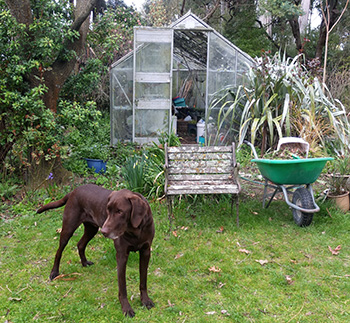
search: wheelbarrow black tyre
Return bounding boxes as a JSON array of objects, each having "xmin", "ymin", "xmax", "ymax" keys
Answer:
[{"xmin": 292, "ymin": 187, "xmax": 314, "ymax": 227}]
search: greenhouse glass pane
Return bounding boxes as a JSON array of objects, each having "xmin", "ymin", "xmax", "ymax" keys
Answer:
[
  {"xmin": 206, "ymin": 32, "xmax": 239, "ymax": 145},
  {"xmin": 135, "ymin": 43, "xmax": 172, "ymax": 73},
  {"xmin": 110, "ymin": 57, "xmax": 133, "ymax": 144},
  {"xmin": 135, "ymin": 82, "xmax": 170, "ymax": 101},
  {"xmin": 207, "ymin": 32, "xmax": 236, "ymax": 105},
  {"xmin": 236, "ymin": 52, "xmax": 251, "ymax": 86},
  {"xmin": 134, "ymin": 109, "xmax": 169, "ymax": 137}
]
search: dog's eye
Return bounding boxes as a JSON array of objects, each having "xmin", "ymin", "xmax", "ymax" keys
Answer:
[{"xmin": 113, "ymin": 209, "xmax": 123, "ymax": 216}]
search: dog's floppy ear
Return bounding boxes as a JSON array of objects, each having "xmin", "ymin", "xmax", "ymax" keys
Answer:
[{"xmin": 129, "ymin": 195, "xmax": 147, "ymax": 228}]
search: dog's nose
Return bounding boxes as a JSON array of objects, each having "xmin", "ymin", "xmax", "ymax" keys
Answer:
[{"xmin": 100, "ymin": 227, "xmax": 108, "ymax": 237}]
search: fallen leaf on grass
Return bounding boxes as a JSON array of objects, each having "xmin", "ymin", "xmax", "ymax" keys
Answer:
[
  {"xmin": 218, "ymin": 282, "xmax": 226, "ymax": 288},
  {"xmin": 8, "ymin": 297, "xmax": 22, "ymax": 302},
  {"xmin": 174, "ymin": 253, "xmax": 184, "ymax": 260},
  {"xmin": 172, "ymin": 231, "xmax": 178, "ymax": 237},
  {"xmin": 255, "ymin": 259, "xmax": 268, "ymax": 266},
  {"xmin": 239, "ymin": 248, "xmax": 251, "ymax": 254},
  {"xmin": 205, "ymin": 311, "xmax": 216, "ymax": 315},
  {"xmin": 328, "ymin": 245, "xmax": 341, "ymax": 255},
  {"xmin": 285, "ymin": 275, "xmax": 294, "ymax": 285},
  {"xmin": 153, "ymin": 268, "xmax": 162, "ymax": 276},
  {"xmin": 167, "ymin": 300, "xmax": 174, "ymax": 307},
  {"xmin": 216, "ymin": 226, "xmax": 224, "ymax": 233},
  {"xmin": 209, "ymin": 266, "xmax": 221, "ymax": 273}
]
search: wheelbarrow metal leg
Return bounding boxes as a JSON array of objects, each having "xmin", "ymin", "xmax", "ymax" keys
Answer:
[{"xmin": 263, "ymin": 178, "xmax": 280, "ymax": 209}]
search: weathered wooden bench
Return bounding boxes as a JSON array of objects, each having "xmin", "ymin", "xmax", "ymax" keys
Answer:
[{"xmin": 164, "ymin": 143, "xmax": 241, "ymax": 227}]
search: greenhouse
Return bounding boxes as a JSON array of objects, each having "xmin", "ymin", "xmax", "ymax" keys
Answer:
[{"xmin": 110, "ymin": 11, "xmax": 254, "ymax": 145}]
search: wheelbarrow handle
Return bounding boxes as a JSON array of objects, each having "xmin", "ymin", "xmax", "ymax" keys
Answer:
[
  {"xmin": 280, "ymin": 185, "xmax": 320, "ymax": 213},
  {"xmin": 243, "ymin": 140, "xmax": 259, "ymax": 159}
]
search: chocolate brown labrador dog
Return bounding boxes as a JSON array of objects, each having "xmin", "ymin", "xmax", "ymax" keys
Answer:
[{"xmin": 37, "ymin": 184, "xmax": 155, "ymax": 317}]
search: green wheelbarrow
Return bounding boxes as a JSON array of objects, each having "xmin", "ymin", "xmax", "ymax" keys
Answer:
[{"xmin": 243, "ymin": 140, "xmax": 333, "ymax": 227}]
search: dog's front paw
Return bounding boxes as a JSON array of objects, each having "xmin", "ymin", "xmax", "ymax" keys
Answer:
[
  {"xmin": 82, "ymin": 260, "xmax": 94, "ymax": 267},
  {"xmin": 123, "ymin": 308, "xmax": 135, "ymax": 318},
  {"xmin": 49, "ymin": 271, "xmax": 59, "ymax": 281},
  {"xmin": 142, "ymin": 297, "xmax": 155, "ymax": 310}
]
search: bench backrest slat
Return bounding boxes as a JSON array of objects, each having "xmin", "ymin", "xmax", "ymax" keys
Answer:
[
  {"xmin": 167, "ymin": 174, "xmax": 233, "ymax": 181},
  {"xmin": 167, "ymin": 145, "xmax": 232, "ymax": 153}
]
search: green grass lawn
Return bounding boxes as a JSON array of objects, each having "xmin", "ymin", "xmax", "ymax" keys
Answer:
[{"xmin": 1, "ymin": 192, "xmax": 350, "ymax": 322}]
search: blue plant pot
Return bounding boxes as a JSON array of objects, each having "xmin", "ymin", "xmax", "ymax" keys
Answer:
[{"xmin": 85, "ymin": 158, "xmax": 107, "ymax": 173}]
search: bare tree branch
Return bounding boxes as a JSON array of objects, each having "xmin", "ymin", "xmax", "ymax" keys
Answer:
[
  {"xmin": 203, "ymin": 0, "xmax": 221, "ymax": 22},
  {"xmin": 320, "ymin": 0, "xmax": 349, "ymax": 85},
  {"xmin": 180, "ymin": 0, "xmax": 186, "ymax": 16}
]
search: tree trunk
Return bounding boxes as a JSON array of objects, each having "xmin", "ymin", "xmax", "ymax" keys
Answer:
[
  {"xmin": 4, "ymin": 0, "xmax": 32, "ymax": 26},
  {"xmin": 288, "ymin": 17, "xmax": 303, "ymax": 53}
]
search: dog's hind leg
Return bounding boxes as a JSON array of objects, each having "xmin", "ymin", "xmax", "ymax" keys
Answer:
[
  {"xmin": 77, "ymin": 222, "xmax": 99, "ymax": 267},
  {"xmin": 50, "ymin": 212, "xmax": 82, "ymax": 280}
]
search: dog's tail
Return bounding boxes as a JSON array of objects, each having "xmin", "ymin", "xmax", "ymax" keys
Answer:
[{"xmin": 37, "ymin": 193, "xmax": 70, "ymax": 214}]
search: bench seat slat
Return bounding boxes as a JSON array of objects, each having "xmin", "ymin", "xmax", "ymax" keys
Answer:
[
  {"xmin": 167, "ymin": 187, "xmax": 240, "ymax": 195},
  {"xmin": 168, "ymin": 180, "xmax": 237, "ymax": 186}
]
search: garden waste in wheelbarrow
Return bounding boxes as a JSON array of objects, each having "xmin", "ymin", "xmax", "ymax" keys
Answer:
[{"xmin": 243, "ymin": 139, "xmax": 333, "ymax": 227}]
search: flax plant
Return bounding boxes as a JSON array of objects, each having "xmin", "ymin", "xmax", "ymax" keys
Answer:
[
  {"xmin": 239, "ymin": 52, "xmax": 303, "ymax": 154},
  {"xmin": 209, "ymin": 51, "xmax": 350, "ymax": 155}
]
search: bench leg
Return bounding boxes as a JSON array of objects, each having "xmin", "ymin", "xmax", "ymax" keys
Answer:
[
  {"xmin": 167, "ymin": 196, "xmax": 174, "ymax": 231},
  {"xmin": 231, "ymin": 194, "xmax": 239, "ymax": 227}
]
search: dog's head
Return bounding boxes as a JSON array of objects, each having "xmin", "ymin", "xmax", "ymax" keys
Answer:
[{"xmin": 101, "ymin": 189, "xmax": 149, "ymax": 240}]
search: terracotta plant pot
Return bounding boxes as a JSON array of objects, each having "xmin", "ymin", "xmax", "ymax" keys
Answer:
[{"xmin": 328, "ymin": 191, "xmax": 349, "ymax": 212}]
